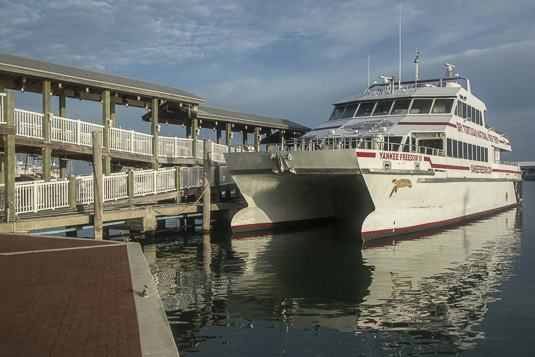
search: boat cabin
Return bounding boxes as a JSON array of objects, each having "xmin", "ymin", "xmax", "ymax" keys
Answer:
[{"xmin": 303, "ymin": 66, "xmax": 510, "ymax": 165}]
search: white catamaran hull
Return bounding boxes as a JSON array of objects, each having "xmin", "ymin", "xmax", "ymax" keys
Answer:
[{"xmin": 225, "ymin": 149, "xmax": 522, "ymax": 241}]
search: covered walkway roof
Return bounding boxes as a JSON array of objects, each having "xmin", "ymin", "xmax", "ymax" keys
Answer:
[
  {"xmin": 0, "ymin": 52, "xmax": 205, "ymax": 108},
  {"xmin": 0, "ymin": 52, "xmax": 309, "ymax": 137},
  {"xmin": 145, "ymin": 102, "xmax": 309, "ymax": 136}
]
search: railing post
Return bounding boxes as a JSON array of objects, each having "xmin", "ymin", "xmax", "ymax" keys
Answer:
[
  {"xmin": 68, "ymin": 176, "xmax": 76, "ymax": 208},
  {"xmin": 32, "ymin": 181, "xmax": 38, "ymax": 213},
  {"xmin": 153, "ymin": 170, "xmax": 157, "ymax": 195},
  {"xmin": 76, "ymin": 120, "xmax": 81, "ymax": 145}
]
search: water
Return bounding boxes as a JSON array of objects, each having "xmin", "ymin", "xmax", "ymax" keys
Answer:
[{"xmin": 142, "ymin": 182, "xmax": 535, "ymax": 356}]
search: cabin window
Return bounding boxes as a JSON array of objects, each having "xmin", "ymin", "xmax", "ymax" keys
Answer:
[
  {"xmin": 409, "ymin": 99, "xmax": 433, "ymax": 114},
  {"xmin": 356, "ymin": 102, "xmax": 375, "ymax": 116},
  {"xmin": 432, "ymin": 99, "xmax": 454, "ymax": 114},
  {"xmin": 452, "ymin": 139, "xmax": 458, "ymax": 157},
  {"xmin": 341, "ymin": 103, "xmax": 359, "ymax": 119},
  {"xmin": 330, "ymin": 106, "xmax": 345, "ymax": 120},
  {"xmin": 392, "ymin": 99, "xmax": 411, "ymax": 114},
  {"xmin": 447, "ymin": 138, "xmax": 452, "ymax": 157},
  {"xmin": 468, "ymin": 144, "xmax": 473, "ymax": 160},
  {"xmin": 372, "ymin": 100, "xmax": 394, "ymax": 116},
  {"xmin": 484, "ymin": 148, "xmax": 488, "ymax": 162},
  {"xmin": 477, "ymin": 147, "xmax": 481, "ymax": 161},
  {"xmin": 386, "ymin": 136, "xmax": 403, "ymax": 151},
  {"xmin": 462, "ymin": 142, "xmax": 468, "ymax": 159}
]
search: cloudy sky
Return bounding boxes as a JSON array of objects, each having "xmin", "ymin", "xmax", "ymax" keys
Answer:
[{"xmin": 2, "ymin": 0, "xmax": 535, "ymax": 160}]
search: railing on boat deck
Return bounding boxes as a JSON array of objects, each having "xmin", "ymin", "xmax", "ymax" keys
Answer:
[
  {"xmin": 0, "ymin": 166, "xmax": 234, "ymax": 215},
  {"xmin": 234, "ymin": 137, "xmax": 446, "ymax": 158},
  {"xmin": 8, "ymin": 107, "xmax": 230, "ymax": 163}
]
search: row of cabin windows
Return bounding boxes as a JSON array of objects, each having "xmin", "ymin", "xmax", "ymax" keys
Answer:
[
  {"xmin": 455, "ymin": 102, "xmax": 483, "ymax": 125},
  {"xmin": 330, "ymin": 98, "xmax": 484, "ymax": 126},
  {"xmin": 447, "ymin": 138, "xmax": 488, "ymax": 162}
]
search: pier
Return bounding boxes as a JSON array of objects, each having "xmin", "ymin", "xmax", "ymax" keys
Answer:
[{"xmin": 0, "ymin": 52, "xmax": 308, "ymax": 235}]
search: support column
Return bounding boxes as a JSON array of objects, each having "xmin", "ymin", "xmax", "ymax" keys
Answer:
[
  {"xmin": 102, "ymin": 90, "xmax": 111, "ymax": 176},
  {"xmin": 4, "ymin": 91, "xmax": 15, "ymax": 222},
  {"xmin": 151, "ymin": 98, "xmax": 159, "ymax": 170},
  {"xmin": 59, "ymin": 94, "xmax": 69, "ymax": 178},
  {"xmin": 216, "ymin": 128, "xmax": 222, "ymax": 145},
  {"xmin": 60, "ymin": 160, "xmax": 68, "ymax": 178},
  {"xmin": 175, "ymin": 166, "xmax": 181, "ymax": 204},
  {"xmin": 186, "ymin": 123, "xmax": 192, "ymax": 139},
  {"xmin": 92, "ymin": 131, "xmax": 103, "ymax": 240},
  {"xmin": 225, "ymin": 123, "xmax": 232, "ymax": 148},
  {"xmin": 202, "ymin": 139, "xmax": 212, "ymax": 233},
  {"xmin": 42, "ymin": 81, "xmax": 52, "ymax": 182},
  {"xmin": 254, "ymin": 127, "xmax": 261, "ymax": 152},
  {"xmin": 242, "ymin": 129, "xmax": 248, "ymax": 148},
  {"xmin": 192, "ymin": 118, "xmax": 198, "ymax": 160}
]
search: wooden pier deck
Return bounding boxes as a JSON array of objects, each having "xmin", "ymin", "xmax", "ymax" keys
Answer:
[{"xmin": 0, "ymin": 192, "xmax": 241, "ymax": 235}]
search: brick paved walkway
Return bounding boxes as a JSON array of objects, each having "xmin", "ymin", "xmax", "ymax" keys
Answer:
[{"xmin": 0, "ymin": 234, "xmax": 142, "ymax": 356}]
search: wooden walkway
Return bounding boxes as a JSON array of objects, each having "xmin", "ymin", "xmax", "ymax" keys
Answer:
[{"xmin": 0, "ymin": 191, "xmax": 241, "ymax": 234}]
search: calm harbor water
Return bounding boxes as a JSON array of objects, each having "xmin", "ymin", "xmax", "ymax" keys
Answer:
[{"xmin": 142, "ymin": 182, "xmax": 535, "ymax": 356}]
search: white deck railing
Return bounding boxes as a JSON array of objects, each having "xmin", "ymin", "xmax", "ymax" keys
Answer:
[
  {"xmin": 15, "ymin": 109, "xmax": 44, "ymax": 139},
  {"xmin": 158, "ymin": 136, "xmax": 193, "ymax": 159},
  {"xmin": 110, "ymin": 128, "xmax": 153, "ymax": 155},
  {"xmin": 0, "ymin": 164, "xmax": 234, "ymax": 216},
  {"xmin": 9, "ymin": 106, "xmax": 232, "ymax": 161},
  {"xmin": 13, "ymin": 180, "xmax": 69, "ymax": 214}
]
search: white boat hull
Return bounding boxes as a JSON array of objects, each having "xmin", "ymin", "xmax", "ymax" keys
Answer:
[{"xmin": 225, "ymin": 149, "xmax": 522, "ymax": 241}]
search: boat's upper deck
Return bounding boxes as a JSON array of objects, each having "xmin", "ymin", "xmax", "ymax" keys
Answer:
[{"xmin": 303, "ymin": 73, "xmax": 511, "ymax": 152}]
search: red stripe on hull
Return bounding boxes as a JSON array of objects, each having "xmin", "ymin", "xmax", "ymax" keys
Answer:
[{"xmin": 357, "ymin": 152, "xmax": 377, "ymax": 158}]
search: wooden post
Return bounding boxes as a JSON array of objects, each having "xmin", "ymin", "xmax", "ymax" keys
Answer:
[
  {"xmin": 216, "ymin": 128, "xmax": 222, "ymax": 145},
  {"xmin": 4, "ymin": 91, "xmax": 15, "ymax": 222},
  {"xmin": 127, "ymin": 170, "xmax": 134, "ymax": 199},
  {"xmin": 102, "ymin": 90, "xmax": 111, "ymax": 176},
  {"xmin": 202, "ymin": 139, "xmax": 212, "ymax": 233},
  {"xmin": 254, "ymin": 127, "xmax": 260, "ymax": 152},
  {"xmin": 151, "ymin": 98, "xmax": 159, "ymax": 170},
  {"xmin": 42, "ymin": 80, "xmax": 52, "ymax": 182},
  {"xmin": 192, "ymin": 118, "xmax": 198, "ymax": 160},
  {"xmin": 68, "ymin": 176, "xmax": 76, "ymax": 208},
  {"xmin": 92, "ymin": 131, "xmax": 103, "ymax": 240},
  {"xmin": 60, "ymin": 159, "xmax": 68, "ymax": 178},
  {"xmin": 226, "ymin": 123, "xmax": 232, "ymax": 148},
  {"xmin": 175, "ymin": 166, "xmax": 181, "ymax": 204}
]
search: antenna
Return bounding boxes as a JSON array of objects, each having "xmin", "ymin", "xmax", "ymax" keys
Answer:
[
  {"xmin": 398, "ymin": 0, "xmax": 402, "ymax": 89},
  {"xmin": 414, "ymin": 49, "xmax": 419, "ymax": 83}
]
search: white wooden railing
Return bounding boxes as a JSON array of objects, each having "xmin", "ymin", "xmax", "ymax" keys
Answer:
[
  {"xmin": 0, "ymin": 166, "xmax": 234, "ymax": 215},
  {"xmin": 10, "ymin": 107, "xmax": 229, "ymax": 162},
  {"xmin": 13, "ymin": 180, "xmax": 70, "ymax": 214}
]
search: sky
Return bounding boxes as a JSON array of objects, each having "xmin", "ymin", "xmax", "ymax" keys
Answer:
[{"xmin": 2, "ymin": 0, "xmax": 535, "ymax": 161}]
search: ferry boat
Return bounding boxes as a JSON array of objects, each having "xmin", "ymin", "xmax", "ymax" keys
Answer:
[{"xmin": 224, "ymin": 63, "xmax": 523, "ymax": 241}]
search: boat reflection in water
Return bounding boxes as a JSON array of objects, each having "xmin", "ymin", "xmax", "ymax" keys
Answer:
[{"xmin": 143, "ymin": 207, "xmax": 521, "ymax": 355}]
